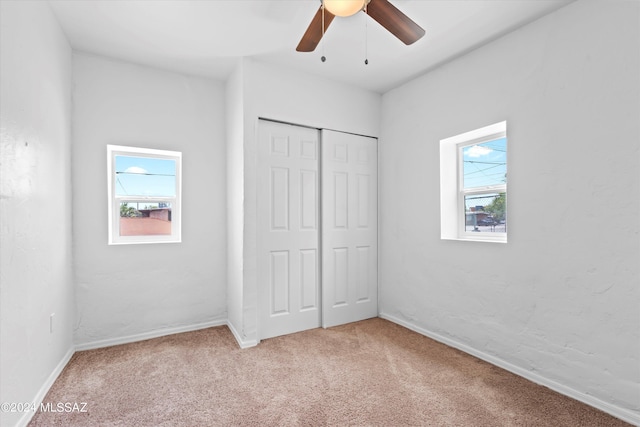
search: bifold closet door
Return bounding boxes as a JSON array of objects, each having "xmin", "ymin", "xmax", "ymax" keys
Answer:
[
  {"xmin": 321, "ymin": 129, "xmax": 378, "ymax": 328},
  {"xmin": 257, "ymin": 120, "xmax": 321, "ymax": 340}
]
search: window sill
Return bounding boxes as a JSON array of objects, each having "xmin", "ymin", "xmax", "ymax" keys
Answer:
[
  {"xmin": 441, "ymin": 236, "xmax": 507, "ymax": 244},
  {"xmin": 108, "ymin": 239, "xmax": 182, "ymax": 246}
]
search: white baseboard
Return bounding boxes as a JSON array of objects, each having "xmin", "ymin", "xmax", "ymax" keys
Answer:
[
  {"xmin": 74, "ymin": 318, "xmax": 228, "ymax": 351},
  {"xmin": 15, "ymin": 346, "xmax": 75, "ymax": 427},
  {"xmin": 379, "ymin": 313, "xmax": 640, "ymax": 426},
  {"xmin": 227, "ymin": 320, "xmax": 259, "ymax": 349}
]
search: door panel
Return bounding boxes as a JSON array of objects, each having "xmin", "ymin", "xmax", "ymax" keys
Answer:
[
  {"xmin": 356, "ymin": 246, "xmax": 371, "ymax": 302},
  {"xmin": 270, "ymin": 167, "xmax": 289, "ymax": 230},
  {"xmin": 300, "ymin": 170, "xmax": 317, "ymax": 229},
  {"xmin": 300, "ymin": 249, "xmax": 318, "ymax": 310},
  {"xmin": 322, "ymin": 130, "xmax": 378, "ymax": 328},
  {"xmin": 333, "ymin": 247, "xmax": 349, "ymax": 306},
  {"xmin": 258, "ymin": 120, "xmax": 321, "ymax": 339},
  {"xmin": 333, "ymin": 172, "xmax": 349, "ymax": 228},
  {"xmin": 270, "ymin": 251, "xmax": 289, "ymax": 315}
]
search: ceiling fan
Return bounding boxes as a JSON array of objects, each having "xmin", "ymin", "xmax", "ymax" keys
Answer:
[{"xmin": 296, "ymin": 0, "xmax": 425, "ymax": 52}]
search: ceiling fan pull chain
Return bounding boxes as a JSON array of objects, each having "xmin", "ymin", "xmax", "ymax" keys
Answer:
[
  {"xmin": 321, "ymin": 2, "xmax": 327, "ymax": 62},
  {"xmin": 364, "ymin": 2, "xmax": 369, "ymax": 65}
]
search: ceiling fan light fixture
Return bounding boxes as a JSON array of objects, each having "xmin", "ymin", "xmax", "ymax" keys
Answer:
[
  {"xmin": 323, "ymin": 0, "xmax": 366, "ymax": 18},
  {"xmin": 297, "ymin": 0, "xmax": 424, "ymax": 53}
]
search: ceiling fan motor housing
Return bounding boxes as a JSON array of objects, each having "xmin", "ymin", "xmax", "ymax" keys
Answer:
[{"xmin": 323, "ymin": 0, "xmax": 371, "ymax": 18}]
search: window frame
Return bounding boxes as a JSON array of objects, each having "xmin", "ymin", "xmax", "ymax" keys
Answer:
[
  {"xmin": 440, "ymin": 121, "xmax": 507, "ymax": 243},
  {"xmin": 107, "ymin": 145, "xmax": 182, "ymax": 245}
]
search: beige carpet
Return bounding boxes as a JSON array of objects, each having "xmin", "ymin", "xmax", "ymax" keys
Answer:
[{"xmin": 29, "ymin": 318, "xmax": 629, "ymax": 426}]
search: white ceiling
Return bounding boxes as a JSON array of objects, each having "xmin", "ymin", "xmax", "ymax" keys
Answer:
[{"xmin": 49, "ymin": 0, "xmax": 574, "ymax": 94}]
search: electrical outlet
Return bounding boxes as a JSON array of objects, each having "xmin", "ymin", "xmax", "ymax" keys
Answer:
[{"xmin": 50, "ymin": 313, "xmax": 55, "ymax": 333}]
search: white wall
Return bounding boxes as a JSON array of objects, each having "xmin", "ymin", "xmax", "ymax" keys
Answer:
[
  {"xmin": 225, "ymin": 61, "xmax": 245, "ymax": 343},
  {"xmin": 0, "ymin": 2, "xmax": 74, "ymax": 427},
  {"xmin": 72, "ymin": 54, "xmax": 227, "ymax": 347},
  {"xmin": 379, "ymin": 0, "xmax": 639, "ymax": 422},
  {"xmin": 230, "ymin": 58, "xmax": 381, "ymax": 345},
  {"xmin": 244, "ymin": 59, "xmax": 382, "ymax": 137}
]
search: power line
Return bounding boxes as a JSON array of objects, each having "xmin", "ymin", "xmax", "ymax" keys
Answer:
[
  {"xmin": 464, "ymin": 163, "xmax": 505, "ymax": 176},
  {"xmin": 116, "ymin": 177, "xmax": 128, "ymax": 195},
  {"xmin": 463, "ymin": 160, "xmax": 506, "ymax": 165},
  {"xmin": 464, "ymin": 165, "xmax": 505, "ymax": 177},
  {"xmin": 115, "ymin": 172, "xmax": 175, "ymax": 177}
]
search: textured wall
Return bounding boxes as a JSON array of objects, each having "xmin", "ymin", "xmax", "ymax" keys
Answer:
[
  {"xmin": 379, "ymin": 0, "xmax": 639, "ymax": 422},
  {"xmin": 72, "ymin": 54, "xmax": 227, "ymax": 346},
  {"xmin": 0, "ymin": 2, "xmax": 74, "ymax": 427}
]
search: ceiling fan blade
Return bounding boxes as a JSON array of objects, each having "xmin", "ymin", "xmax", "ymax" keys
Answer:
[
  {"xmin": 296, "ymin": 6, "xmax": 336, "ymax": 52},
  {"xmin": 366, "ymin": 0, "xmax": 425, "ymax": 45}
]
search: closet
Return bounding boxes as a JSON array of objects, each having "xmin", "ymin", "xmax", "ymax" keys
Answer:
[{"xmin": 257, "ymin": 119, "xmax": 378, "ymax": 339}]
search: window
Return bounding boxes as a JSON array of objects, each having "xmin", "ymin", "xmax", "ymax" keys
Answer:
[
  {"xmin": 440, "ymin": 121, "xmax": 507, "ymax": 243},
  {"xmin": 107, "ymin": 145, "xmax": 182, "ymax": 244}
]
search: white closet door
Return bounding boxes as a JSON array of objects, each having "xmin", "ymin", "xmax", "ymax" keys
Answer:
[
  {"xmin": 257, "ymin": 120, "xmax": 321, "ymax": 340},
  {"xmin": 321, "ymin": 129, "xmax": 378, "ymax": 328}
]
